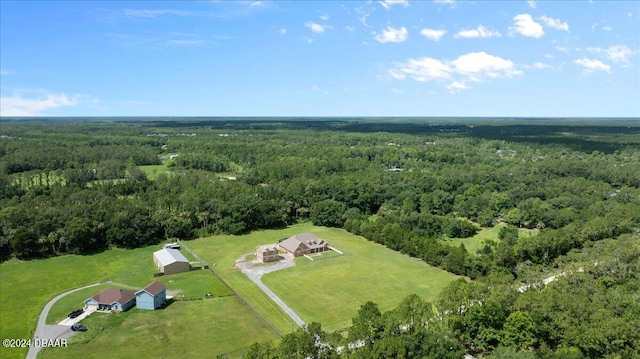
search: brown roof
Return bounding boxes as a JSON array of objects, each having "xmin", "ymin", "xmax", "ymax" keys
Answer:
[
  {"xmin": 91, "ymin": 288, "xmax": 136, "ymax": 305},
  {"xmin": 279, "ymin": 236, "xmax": 308, "ymax": 253},
  {"xmin": 137, "ymin": 281, "xmax": 166, "ymax": 296},
  {"xmin": 280, "ymin": 233, "xmax": 327, "ymax": 252}
]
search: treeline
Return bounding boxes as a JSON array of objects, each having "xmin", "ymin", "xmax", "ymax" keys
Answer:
[
  {"xmin": 242, "ymin": 294, "xmax": 466, "ymax": 359},
  {"xmin": 1, "ymin": 120, "xmax": 639, "ymax": 266}
]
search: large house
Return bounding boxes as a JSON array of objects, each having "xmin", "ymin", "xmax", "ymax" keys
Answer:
[
  {"xmin": 279, "ymin": 233, "xmax": 330, "ymax": 257},
  {"xmin": 84, "ymin": 288, "xmax": 136, "ymax": 312},
  {"xmin": 135, "ymin": 281, "xmax": 167, "ymax": 310},
  {"xmin": 153, "ymin": 248, "xmax": 190, "ymax": 275},
  {"xmin": 256, "ymin": 244, "xmax": 280, "ymax": 263}
]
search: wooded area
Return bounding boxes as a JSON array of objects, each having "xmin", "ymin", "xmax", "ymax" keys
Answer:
[{"xmin": 1, "ymin": 118, "xmax": 638, "ymax": 357}]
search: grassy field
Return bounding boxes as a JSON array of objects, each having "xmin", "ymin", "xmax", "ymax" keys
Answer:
[
  {"xmin": 0, "ymin": 245, "xmax": 270, "ymax": 359},
  {"xmin": 188, "ymin": 223, "xmax": 460, "ymax": 332},
  {"xmin": 138, "ymin": 164, "xmax": 169, "ymax": 180},
  {"xmin": 441, "ymin": 223, "xmax": 539, "ymax": 254},
  {"xmin": 40, "ymin": 296, "xmax": 275, "ymax": 359}
]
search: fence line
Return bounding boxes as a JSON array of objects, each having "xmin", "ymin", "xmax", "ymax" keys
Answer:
[{"xmin": 177, "ymin": 239, "xmax": 283, "ymax": 338}]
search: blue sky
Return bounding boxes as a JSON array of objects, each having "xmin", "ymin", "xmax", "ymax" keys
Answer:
[{"xmin": 1, "ymin": 0, "xmax": 638, "ymax": 117}]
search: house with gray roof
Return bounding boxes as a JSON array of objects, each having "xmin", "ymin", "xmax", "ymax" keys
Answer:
[
  {"xmin": 153, "ymin": 248, "xmax": 190, "ymax": 275},
  {"xmin": 279, "ymin": 233, "xmax": 330, "ymax": 257}
]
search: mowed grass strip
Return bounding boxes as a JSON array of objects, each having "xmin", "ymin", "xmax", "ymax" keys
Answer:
[
  {"xmin": 187, "ymin": 229, "xmax": 305, "ymax": 335},
  {"xmin": 40, "ymin": 296, "xmax": 276, "ymax": 359},
  {"xmin": 189, "ymin": 223, "xmax": 460, "ymax": 332},
  {"xmin": 261, "ymin": 225, "xmax": 460, "ymax": 330}
]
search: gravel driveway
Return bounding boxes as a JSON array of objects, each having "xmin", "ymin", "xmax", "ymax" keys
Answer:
[{"xmin": 235, "ymin": 254, "xmax": 305, "ymax": 326}]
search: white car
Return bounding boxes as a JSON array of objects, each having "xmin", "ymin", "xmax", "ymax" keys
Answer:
[{"xmin": 164, "ymin": 243, "xmax": 180, "ymax": 249}]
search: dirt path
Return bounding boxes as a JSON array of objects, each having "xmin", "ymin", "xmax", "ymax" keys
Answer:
[
  {"xmin": 27, "ymin": 282, "xmax": 102, "ymax": 359},
  {"xmin": 235, "ymin": 254, "xmax": 305, "ymax": 327}
]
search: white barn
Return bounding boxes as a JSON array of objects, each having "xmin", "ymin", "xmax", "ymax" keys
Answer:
[{"xmin": 153, "ymin": 248, "xmax": 190, "ymax": 275}]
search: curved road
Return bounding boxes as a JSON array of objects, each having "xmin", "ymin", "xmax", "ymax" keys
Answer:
[{"xmin": 27, "ymin": 283, "xmax": 102, "ymax": 359}]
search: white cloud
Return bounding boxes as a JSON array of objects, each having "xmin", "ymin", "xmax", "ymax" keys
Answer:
[
  {"xmin": 319, "ymin": 14, "xmax": 330, "ymax": 21},
  {"xmin": 379, "ymin": 0, "xmax": 409, "ymax": 10},
  {"xmin": 588, "ymin": 45, "xmax": 636, "ymax": 64},
  {"xmin": 533, "ymin": 61, "xmax": 551, "ymax": 69},
  {"xmin": 420, "ymin": 28, "xmax": 446, "ymax": 41},
  {"xmin": 311, "ymin": 85, "xmax": 329, "ymax": 94},
  {"xmin": 388, "ymin": 51, "xmax": 520, "ymax": 92},
  {"xmin": 250, "ymin": 1, "xmax": 267, "ymax": 8},
  {"xmin": 454, "ymin": 25, "xmax": 501, "ymax": 39},
  {"xmin": 446, "ymin": 81, "xmax": 468, "ymax": 93},
  {"xmin": 527, "ymin": 1, "xmax": 536, "ymax": 8},
  {"xmin": 524, "ymin": 61, "xmax": 551, "ymax": 69},
  {"xmin": 602, "ymin": 25, "xmax": 612, "ymax": 31},
  {"xmin": 355, "ymin": 7, "xmax": 371, "ymax": 28},
  {"xmin": 0, "ymin": 91, "xmax": 97, "ymax": 116},
  {"xmin": 452, "ymin": 52, "xmax": 521, "ymax": 77},
  {"xmin": 510, "ymin": 14, "xmax": 544, "ymax": 38},
  {"xmin": 0, "ymin": 69, "xmax": 13, "ymax": 76},
  {"xmin": 389, "ymin": 57, "xmax": 452, "ymax": 81},
  {"xmin": 305, "ymin": 21, "xmax": 326, "ymax": 35},
  {"xmin": 390, "ymin": 87, "xmax": 403, "ymax": 93},
  {"xmin": 539, "ymin": 15, "xmax": 569, "ymax": 32},
  {"xmin": 124, "ymin": 9, "xmax": 191, "ymax": 18},
  {"xmin": 345, "ymin": 26, "xmax": 356, "ymax": 32},
  {"xmin": 574, "ymin": 57, "xmax": 611, "ymax": 73},
  {"xmin": 433, "ymin": 0, "xmax": 455, "ymax": 4},
  {"xmin": 278, "ymin": 28, "xmax": 287, "ymax": 35},
  {"xmin": 375, "ymin": 26, "xmax": 408, "ymax": 43}
]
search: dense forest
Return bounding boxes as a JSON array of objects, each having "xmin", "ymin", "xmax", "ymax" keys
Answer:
[{"xmin": 1, "ymin": 118, "xmax": 639, "ymax": 358}]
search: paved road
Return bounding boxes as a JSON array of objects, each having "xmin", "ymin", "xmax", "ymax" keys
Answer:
[
  {"xmin": 235, "ymin": 254, "xmax": 306, "ymax": 327},
  {"xmin": 27, "ymin": 283, "xmax": 102, "ymax": 359}
]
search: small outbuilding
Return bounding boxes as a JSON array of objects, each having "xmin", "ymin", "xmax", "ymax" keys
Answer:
[
  {"xmin": 153, "ymin": 248, "xmax": 190, "ymax": 275},
  {"xmin": 135, "ymin": 281, "xmax": 167, "ymax": 310},
  {"xmin": 85, "ymin": 288, "xmax": 136, "ymax": 312},
  {"xmin": 279, "ymin": 233, "xmax": 330, "ymax": 257},
  {"xmin": 256, "ymin": 244, "xmax": 280, "ymax": 263}
]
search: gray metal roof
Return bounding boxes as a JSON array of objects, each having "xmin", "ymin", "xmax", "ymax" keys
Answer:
[{"xmin": 153, "ymin": 248, "xmax": 189, "ymax": 266}]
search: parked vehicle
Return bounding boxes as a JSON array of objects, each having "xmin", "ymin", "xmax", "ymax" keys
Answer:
[
  {"xmin": 68, "ymin": 309, "xmax": 84, "ymax": 318},
  {"xmin": 164, "ymin": 243, "xmax": 180, "ymax": 249},
  {"xmin": 71, "ymin": 323, "xmax": 87, "ymax": 332}
]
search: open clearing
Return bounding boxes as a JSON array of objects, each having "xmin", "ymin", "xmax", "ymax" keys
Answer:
[
  {"xmin": 441, "ymin": 223, "xmax": 539, "ymax": 254},
  {"xmin": 189, "ymin": 223, "xmax": 460, "ymax": 332},
  {"xmin": 0, "ymin": 245, "xmax": 273, "ymax": 359},
  {"xmin": 138, "ymin": 164, "xmax": 169, "ymax": 180}
]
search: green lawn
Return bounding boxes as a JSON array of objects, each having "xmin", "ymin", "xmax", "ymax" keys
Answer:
[
  {"xmin": 261, "ymin": 225, "xmax": 460, "ymax": 330},
  {"xmin": 138, "ymin": 164, "xmax": 169, "ymax": 180},
  {"xmin": 188, "ymin": 223, "xmax": 460, "ymax": 332},
  {"xmin": 441, "ymin": 223, "xmax": 539, "ymax": 254},
  {"xmin": 41, "ymin": 296, "xmax": 275, "ymax": 359},
  {"xmin": 0, "ymin": 245, "xmax": 265, "ymax": 359}
]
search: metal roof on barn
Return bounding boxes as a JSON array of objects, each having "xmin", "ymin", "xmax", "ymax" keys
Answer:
[{"xmin": 153, "ymin": 248, "xmax": 189, "ymax": 266}]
